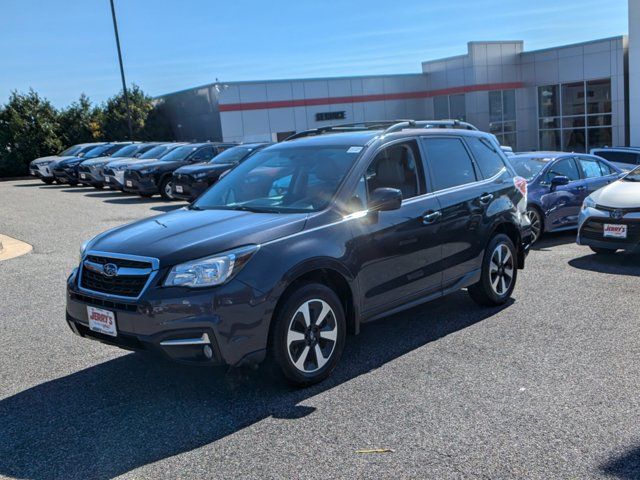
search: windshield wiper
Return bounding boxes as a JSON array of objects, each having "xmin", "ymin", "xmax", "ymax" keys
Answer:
[{"xmin": 230, "ymin": 205, "xmax": 279, "ymax": 213}]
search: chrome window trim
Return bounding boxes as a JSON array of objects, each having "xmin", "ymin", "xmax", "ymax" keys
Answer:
[{"xmin": 78, "ymin": 250, "xmax": 160, "ymax": 301}]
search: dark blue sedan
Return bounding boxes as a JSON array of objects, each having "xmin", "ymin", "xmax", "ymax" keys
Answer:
[{"xmin": 509, "ymin": 152, "xmax": 622, "ymax": 242}]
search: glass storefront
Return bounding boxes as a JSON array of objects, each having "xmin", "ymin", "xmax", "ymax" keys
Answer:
[
  {"xmin": 538, "ymin": 79, "xmax": 612, "ymax": 152},
  {"xmin": 489, "ymin": 90, "xmax": 517, "ymax": 148},
  {"xmin": 433, "ymin": 94, "xmax": 466, "ymax": 121}
]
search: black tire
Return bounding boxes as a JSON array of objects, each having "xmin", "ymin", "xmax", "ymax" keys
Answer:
[
  {"xmin": 526, "ymin": 206, "xmax": 543, "ymax": 243},
  {"xmin": 269, "ymin": 283, "xmax": 346, "ymax": 387},
  {"xmin": 69, "ymin": 181, "xmax": 78, "ymax": 186},
  {"xmin": 139, "ymin": 193, "xmax": 154, "ymax": 199},
  {"xmin": 93, "ymin": 183, "xmax": 104, "ymax": 190},
  {"xmin": 468, "ymin": 233, "xmax": 518, "ymax": 307},
  {"xmin": 159, "ymin": 177, "xmax": 174, "ymax": 201},
  {"xmin": 41, "ymin": 178, "xmax": 55, "ymax": 185},
  {"xmin": 590, "ymin": 246, "xmax": 617, "ymax": 255}
]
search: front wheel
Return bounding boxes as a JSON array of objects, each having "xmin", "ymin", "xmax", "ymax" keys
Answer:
[
  {"xmin": 41, "ymin": 178, "xmax": 55, "ymax": 185},
  {"xmin": 590, "ymin": 246, "xmax": 617, "ymax": 255},
  {"xmin": 468, "ymin": 233, "xmax": 517, "ymax": 307},
  {"xmin": 526, "ymin": 207, "xmax": 543, "ymax": 243},
  {"xmin": 159, "ymin": 177, "xmax": 174, "ymax": 201},
  {"xmin": 270, "ymin": 283, "xmax": 346, "ymax": 386}
]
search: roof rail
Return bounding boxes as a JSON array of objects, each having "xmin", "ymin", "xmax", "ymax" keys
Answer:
[
  {"xmin": 382, "ymin": 120, "xmax": 417, "ymax": 135},
  {"xmin": 283, "ymin": 120, "xmax": 415, "ymax": 141}
]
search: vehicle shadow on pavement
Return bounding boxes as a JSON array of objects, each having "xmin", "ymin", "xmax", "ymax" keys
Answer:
[
  {"xmin": 83, "ymin": 191, "xmax": 135, "ymax": 198},
  {"xmin": 0, "ymin": 291, "xmax": 510, "ymax": 480},
  {"xmin": 600, "ymin": 445, "xmax": 640, "ymax": 479},
  {"xmin": 532, "ymin": 231, "xmax": 576, "ymax": 251},
  {"xmin": 568, "ymin": 253, "xmax": 640, "ymax": 276}
]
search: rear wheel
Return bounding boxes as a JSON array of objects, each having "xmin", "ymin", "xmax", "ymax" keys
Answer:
[
  {"xmin": 159, "ymin": 177, "xmax": 174, "ymax": 201},
  {"xmin": 526, "ymin": 207, "xmax": 543, "ymax": 243},
  {"xmin": 590, "ymin": 246, "xmax": 617, "ymax": 255},
  {"xmin": 270, "ymin": 283, "xmax": 346, "ymax": 386},
  {"xmin": 468, "ymin": 233, "xmax": 517, "ymax": 307}
]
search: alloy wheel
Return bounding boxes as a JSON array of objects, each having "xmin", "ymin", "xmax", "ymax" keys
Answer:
[
  {"xmin": 489, "ymin": 243, "xmax": 514, "ymax": 296},
  {"xmin": 164, "ymin": 180, "xmax": 174, "ymax": 199},
  {"xmin": 526, "ymin": 208, "xmax": 542, "ymax": 243},
  {"xmin": 286, "ymin": 299, "xmax": 338, "ymax": 373}
]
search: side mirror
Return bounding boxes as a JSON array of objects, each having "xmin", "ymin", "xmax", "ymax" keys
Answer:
[
  {"xmin": 368, "ymin": 188, "xmax": 402, "ymax": 212},
  {"xmin": 550, "ymin": 175, "xmax": 570, "ymax": 189}
]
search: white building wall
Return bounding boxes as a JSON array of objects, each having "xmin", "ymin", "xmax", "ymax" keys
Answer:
[{"xmin": 630, "ymin": 0, "xmax": 640, "ymax": 145}]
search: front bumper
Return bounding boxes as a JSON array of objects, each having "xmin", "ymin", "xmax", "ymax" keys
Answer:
[
  {"xmin": 30, "ymin": 163, "xmax": 54, "ymax": 178},
  {"xmin": 53, "ymin": 167, "xmax": 78, "ymax": 183},
  {"xmin": 172, "ymin": 176, "xmax": 209, "ymax": 201},
  {"xmin": 123, "ymin": 172, "xmax": 158, "ymax": 195},
  {"xmin": 577, "ymin": 207, "xmax": 640, "ymax": 252},
  {"xmin": 66, "ymin": 268, "xmax": 271, "ymax": 367},
  {"xmin": 103, "ymin": 169, "xmax": 125, "ymax": 190},
  {"xmin": 78, "ymin": 167, "xmax": 105, "ymax": 186}
]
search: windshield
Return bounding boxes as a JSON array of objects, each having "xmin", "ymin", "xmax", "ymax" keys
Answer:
[
  {"xmin": 210, "ymin": 146, "xmax": 260, "ymax": 164},
  {"xmin": 509, "ymin": 156, "xmax": 552, "ymax": 181},
  {"xmin": 194, "ymin": 145, "xmax": 360, "ymax": 213},
  {"xmin": 159, "ymin": 145, "xmax": 199, "ymax": 161},
  {"xmin": 623, "ymin": 166, "xmax": 640, "ymax": 182},
  {"xmin": 110, "ymin": 144, "xmax": 140, "ymax": 158},
  {"xmin": 82, "ymin": 144, "xmax": 114, "ymax": 159},
  {"xmin": 59, "ymin": 145, "xmax": 82, "ymax": 156},
  {"xmin": 139, "ymin": 144, "xmax": 175, "ymax": 159}
]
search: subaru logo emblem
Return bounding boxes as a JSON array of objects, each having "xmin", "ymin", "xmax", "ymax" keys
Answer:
[
  {"xmin": 103, "ymin": 263, "xmax": 118, "ymax": 277},
  {"xmin": 610, "ymin": 209, "xmax": 623, "ymax": 220}
]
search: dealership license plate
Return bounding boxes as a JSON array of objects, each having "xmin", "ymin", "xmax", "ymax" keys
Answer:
[
  {"xmin": 87, "ymin": 306, "xmax": 117, "ymax": 337},
  {"xmin": 126, "ymin": 180, "xmax": 133, "ymax": 187},
  {"xmin": 80, "ymin": 173, "xmax": 86, "ymax": 179},
  {"xmin": 604, "ymin": 224, "xmax": 627, "ymax": 239},
  {"xmin": 176, "ymin": 185, "xmax": 183, "ymax": 193},
  {"xmin": 104, "ymin": 177, "xmax": 110, "ymax": 183}
]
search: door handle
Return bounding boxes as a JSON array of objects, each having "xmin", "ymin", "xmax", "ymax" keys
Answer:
[
  {"xmin": 576, "ymin": 186, "xmax": 586, "ymax": 192},
  {"xmin": 422, "ymin": 211, "xmax": 442, "ymax": 225},
  {"xmin": 478, "ymin": 193, "xmax": 494, "ymax": 204}
]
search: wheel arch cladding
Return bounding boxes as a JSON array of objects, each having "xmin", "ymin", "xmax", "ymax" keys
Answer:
[
  {"xmin": 270, "ymin": 267, "xmax": 358, "ymax": 344},
  {"xmin": 490, "ymin": 222, "xmax": 523, "ymax": 268}
]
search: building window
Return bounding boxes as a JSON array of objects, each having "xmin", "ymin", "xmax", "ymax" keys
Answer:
[
  {"xmin": 489, "ymin": 89, "xmax": 517, "ymax": 148},
  {"xmin": 538, "ymin": 79, "xmax": 612, "ymax": 152},
  {"xmin": 433, "ymin": 94, "xmax": 466, "ymax": 121}
]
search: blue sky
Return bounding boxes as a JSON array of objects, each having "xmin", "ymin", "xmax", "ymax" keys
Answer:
[{"xmin": 0, "ymin": 0, "xmax": 628, "ymax": 107}]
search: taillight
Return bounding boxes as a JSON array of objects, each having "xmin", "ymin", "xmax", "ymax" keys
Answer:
[{"xmin": 514, "ymin": 176, "xmax": 527, "ymax": 201}]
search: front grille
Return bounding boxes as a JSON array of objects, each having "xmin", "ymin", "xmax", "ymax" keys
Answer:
[
  {"xmin": 70, "ymin": 292, "xmax": 138, "ymax": 312},
  {"xmin": 80, "ymin": 254, "xmax": 154, "ymax": 297},
  {"xmin": 78, "ymin": 165, "xmax": 90, "ymax": 173},
  {"xmin": 86, "ymin": 254, "xmax": 150, "ymax": 269},
  {"xmin": 596, "ymin": 204, "xmax": 640, "ymax": 214},
  {"xmin": 581, "ymin": 218, "xmax": 640, "ymax": 243},
  {"xmin": 104, "ymin": 168, "xmax": 115, "ymax": 176}
]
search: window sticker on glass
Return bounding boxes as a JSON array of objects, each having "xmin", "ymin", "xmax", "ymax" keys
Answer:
[{"xmin": 347, "ymin": 146, "xmax": 363, "ymax": 153}]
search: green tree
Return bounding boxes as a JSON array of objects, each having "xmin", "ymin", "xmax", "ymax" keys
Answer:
[
  {"xmin": 101, "ymin": 84, "xmax": 172, "ymax": 141},
  {"xmin": 0, "ymin": 89, "xmax": 63, "ymax": 177},
  {"xmin": 58, "ymin": 93, "xmax": 103, "ymax": 145}
]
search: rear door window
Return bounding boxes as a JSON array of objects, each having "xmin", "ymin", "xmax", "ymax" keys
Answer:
[
  {"xmin": 466, "ymin": 137, "xmax": 506, "ymax": 179},
  {"xmin": 421, "ymin": 137, "xmax": 478, "ymax": 191},
  {"xmin": 578, "ymin": 157, "xmax": 605, "ymax": 178}
]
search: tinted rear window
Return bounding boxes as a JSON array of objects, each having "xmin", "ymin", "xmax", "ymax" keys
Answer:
[
  {"xmin": 467, "ymin": 137, "xmax": 506, "ymax": 178},
  {"xmin": 595, "ymin": 151, "xmax": 640, "ymax": 165},
  {"xmin": 422, "ymin": 137, "xmax": 477, "ymax": 191}
]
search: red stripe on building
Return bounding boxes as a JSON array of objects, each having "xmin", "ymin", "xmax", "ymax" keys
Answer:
[{"xmin": 218, "ymin": 82, "xmax": 524, "ymax": 112}]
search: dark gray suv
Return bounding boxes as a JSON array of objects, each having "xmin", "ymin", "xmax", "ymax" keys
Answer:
[{"xmin": 66, "ymin": 121, "xmax": 532, "ymax": 386}]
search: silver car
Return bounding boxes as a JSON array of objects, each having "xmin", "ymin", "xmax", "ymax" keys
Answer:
[{"xmin": 577, "ymin": 166, "xmax": 640, "ymax": 254}]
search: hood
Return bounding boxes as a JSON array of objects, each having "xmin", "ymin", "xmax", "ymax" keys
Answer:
[
  {"xmin": 32, "ymin": 155, "xmax": 65, "ymax": 165},
  {"xmin": 175, "ymin": 163, "xmax": 233, "ymax": 175},
  {"xmin": 591, "ymin": 180, "xmax": 640, "ymax": 208},
  {"xmin": 126, "ymin": 160, "xmax": 168, "ymax": 171},
  {"xmin": 105, "ymin": 158, "xmax": 147, "ymax": 170},
  {"xmin": 88, "ymin": 208, "xmax": 308, "ymax": 266},
  {"xmin": 82, "ymin": 155, "xmax": 125, "ymax": 167},
  {"xmin": 58, "ymin": 156, "xmax": 84, "ymax": 166}
]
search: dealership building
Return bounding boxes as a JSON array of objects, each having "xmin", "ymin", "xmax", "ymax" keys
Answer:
[{"xmin": 160, "ymin": 2, "xmax": 638, "ymax": 153}]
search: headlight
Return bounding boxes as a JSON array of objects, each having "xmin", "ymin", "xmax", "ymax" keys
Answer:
[
  {"xmin": 164, "ymin": 245, "xmax": 259, "ymax": 288},
  {"xmin": 194, "ymin": 172, "xmax": 209, "ymax": 179},
  {"xmin": 139, "ymin": 168, "xmax": 158, "ymax": 175},
  {"xmin": 582, "ymin": 196, "xmax": 596, "ymax": 211}
]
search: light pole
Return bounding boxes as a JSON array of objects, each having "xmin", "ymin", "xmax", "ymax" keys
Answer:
[{"xmin": 109, "ymin": 0, "xmax": 133, "ymax": 140}]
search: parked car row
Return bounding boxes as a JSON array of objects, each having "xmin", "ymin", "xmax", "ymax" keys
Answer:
[{"xmin": 30, "ymin": 140, "xmax": 275, "ymax": 201}]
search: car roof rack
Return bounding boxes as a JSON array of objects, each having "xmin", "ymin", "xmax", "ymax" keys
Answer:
[
  {"xmin": 414, "ymin": 119, "xmax": 479, "ymax": 131},
  {"xmin": 283, "ymin": 120, "xmax": 415, "ymax": 141}
]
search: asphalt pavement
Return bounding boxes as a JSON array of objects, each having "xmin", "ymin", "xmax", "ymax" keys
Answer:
[{"xmin": 1, "ymin": 179, "xmax": 639, "ymax": 479}]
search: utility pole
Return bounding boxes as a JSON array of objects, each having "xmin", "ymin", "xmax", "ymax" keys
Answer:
[{"xmin": 109, "ymin": 0, "xmax": 133, "ymax": 140}]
